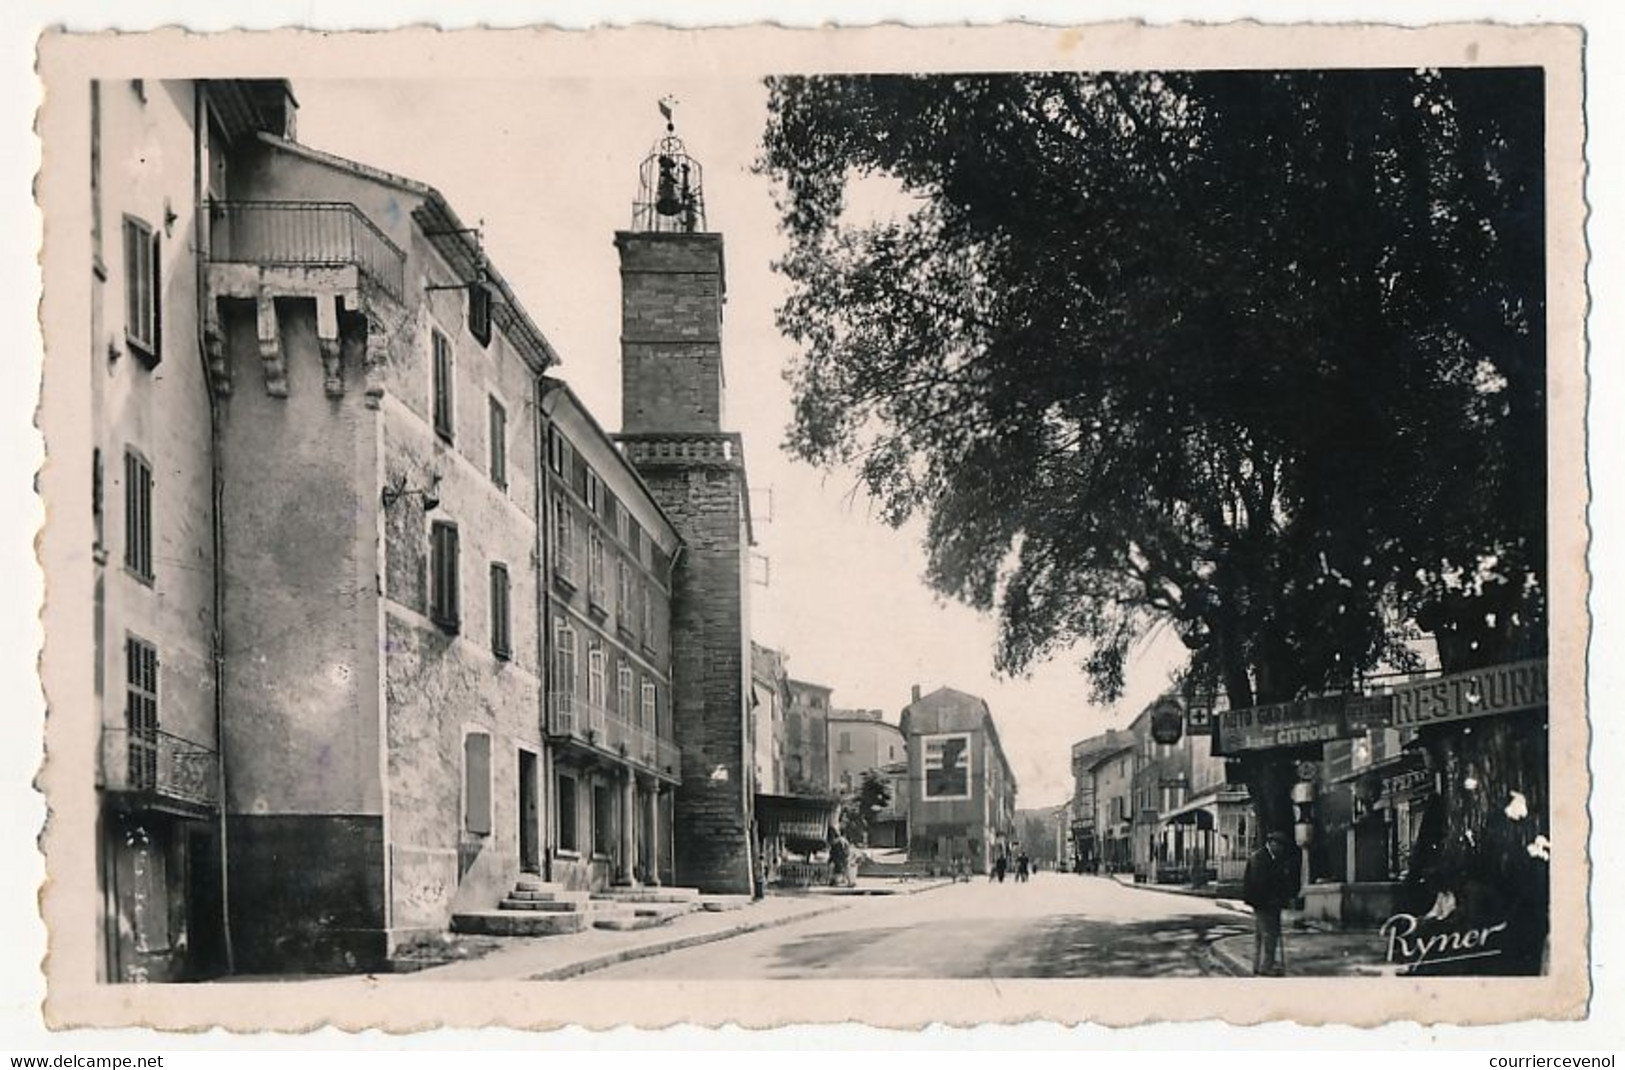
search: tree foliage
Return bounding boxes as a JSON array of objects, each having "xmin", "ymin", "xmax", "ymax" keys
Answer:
[
  {"xmin": 840, "ymin": 769, "xmax": 893, "ymax": 846},
  {"xmin": 759, "ymin": 70, "xmax": 1545, "ymax": 714}
]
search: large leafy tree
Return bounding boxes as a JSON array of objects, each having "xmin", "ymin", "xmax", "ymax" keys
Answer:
[{"xmin": 759, "ymin": 69, "xmax": 1547, "ymax": 967}]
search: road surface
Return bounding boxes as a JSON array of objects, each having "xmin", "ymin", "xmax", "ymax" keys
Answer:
[{"xmin": 584, "ymin": 872, "xmax": 1250, "ymax": 979}]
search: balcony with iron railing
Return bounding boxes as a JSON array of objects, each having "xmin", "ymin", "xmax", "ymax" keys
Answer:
[
  {"xmin": 208, "ymin": 200, "xmax": 407, "ymax": 301},
  {"xmin": 99, "ymin": 726, "xmax": 220, "ymax": 814},
  {"xmin": 546, "ymin": 692, "xmax": 680, "ymax": 783}
]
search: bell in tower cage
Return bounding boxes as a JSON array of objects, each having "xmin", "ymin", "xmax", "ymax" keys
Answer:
[{"xmin": 655, "ymin": 155, "xmax": 683, "ymax": 218}]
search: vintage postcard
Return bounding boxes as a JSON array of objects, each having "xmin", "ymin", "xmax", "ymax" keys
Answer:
[{"xmin": 34, "ymin": 22, "xmax": 1588, "ymax": 1031}]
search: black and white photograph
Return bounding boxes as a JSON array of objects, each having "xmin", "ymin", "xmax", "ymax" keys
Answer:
[{"xmin": 30, "ymin": 21, "xmax": 1589, "ymax": 1032}]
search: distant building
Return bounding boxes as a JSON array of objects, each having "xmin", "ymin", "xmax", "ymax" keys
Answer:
[
  {"xmin": 827, "ymin": 709, "xmax": 905, "ymax": 794},
  {"xmin": 827, "ymin": 708, "xmax": 907, "ymax": 848},
  {"xmin": 1069, "ymin": 729, "xmax": 1134, "ymax": 873},
  {"xmin": 750, "ymin": 643, "xmax": 790, "ymax": 796},
  {"xmin": 1128, "ymin": 697, "xmax": 1250, "ymax": 887},
  {"xmin": 749, "ymin": 645, "xmax": 841, "ymax": 888},
  {"xmin": 784, "ymin": 678, "xmax": 833, "ymax": 795},
  {"xmin": 899, "ymin": 685, "xmax": 1017, "ymax": 874}
]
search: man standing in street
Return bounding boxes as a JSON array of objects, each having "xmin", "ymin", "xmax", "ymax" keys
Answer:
[{"xmin": 1243, "ymin": 830, "xmax": 1301, "ymax": 976}]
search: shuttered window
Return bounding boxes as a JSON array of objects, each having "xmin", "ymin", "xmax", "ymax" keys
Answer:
[
  {"xmin": 429, "ymin": 520, "xmax": 460, "ymax": 631},
  {"xmin": 432, "ymin": 329, "xmax": 454, "ymax": 442},
  {"xmin": 464, "ymin": 732, "xmax": 491, "ymax": 835},
  {"xmin": 468, "ymin": 283, "xmax": 492, "ymax": 347},
  {"xmin": 552, "ymin": 494, "xmax": 575, "ymax": 582},
  {"xmin": 488, "ymin": 396, "xmax": 507, "ymax": 489},
  {"xmin": 641, "ymin": 680, "xmax": 657, "ymax": 733},
  {"xmin": 490, "ymin": 562, "xmax": 511, "ymax": 660},
  {"xmin": 123, "ymin": 450, "xmax": 153, "ymax": 582},
  {"xmin": 125, "ymin": 637, "xmax": 158, "ymax": 791},
  {"xmin": 617, "ymin": 663, "xmax": 634, "ymax": 720},
  {"xmin": 553, "ymin": 620, "xmax": 577, "ymax": 700},
  {"xmin": 587, "ymin": 531, "xmax": 605, "ymax": 606},
  {"xmin": 123, "ymin": 216, "xmax": 160, "ymax": 363},
  {"xmin": 588, "ymin": 647, "xmax": 606, "ymax": 710},
  {"xmin": 617, "ymin": 559, "xmax": 633, "ymax": 630}
]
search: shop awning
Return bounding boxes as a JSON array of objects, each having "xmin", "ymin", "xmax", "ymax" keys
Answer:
[
  {"xmin": 756, "ymin": 792, "xmax": 841, "ymax": 844},
  {"xmin": 1160, "ymin": 788, "xmax": 1247, "ymax": 828}
]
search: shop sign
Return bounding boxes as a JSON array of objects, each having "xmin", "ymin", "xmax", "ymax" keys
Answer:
[
  {"xmin": 1150, "ymin": 697, "xmax": 1184, "ymax": 744},
  {"xmin": 1383, "ymin": 767, "xmax": 1434, "ymax": 797},
  {"xmin": 1215, "ymin": 693, "xmax": 1358, "ymax": 754},
  {"xmin": 1389, "ymin": 659, "xmax": 1548, "ymax": 730}
]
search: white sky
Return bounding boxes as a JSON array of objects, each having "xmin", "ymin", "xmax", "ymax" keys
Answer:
[{"xmin": 296, "ymin": 76, "xmax": 1186, "ymax": 809}]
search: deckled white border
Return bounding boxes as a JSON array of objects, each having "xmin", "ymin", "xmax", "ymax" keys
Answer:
[{"xmin": 11, "ymin": 2, "xmax": 1619, "ymax": 1049}]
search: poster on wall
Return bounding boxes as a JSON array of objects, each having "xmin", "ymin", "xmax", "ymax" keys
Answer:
[{"xmin": 923, "ymin": 732, "xmax": 972, "ymax": 799}]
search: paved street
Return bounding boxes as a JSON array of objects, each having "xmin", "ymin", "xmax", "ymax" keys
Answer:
[{"xmin": 584, "ymin": 874, "xmax": 1250, "ymax": 980}]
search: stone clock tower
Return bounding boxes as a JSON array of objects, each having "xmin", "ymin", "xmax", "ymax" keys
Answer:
[{"xmin": 615, "ymin": 113, "xmax": 757, "ymax": 895}]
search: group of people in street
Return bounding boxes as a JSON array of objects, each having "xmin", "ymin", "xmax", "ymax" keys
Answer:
[{"xmin": 990, "ymin": 846, "xmax": 1036, "ymax": 883}]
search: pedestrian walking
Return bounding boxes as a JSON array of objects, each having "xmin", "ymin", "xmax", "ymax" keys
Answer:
[
  {"xmin": 1243, "ymin": 830, "xmax": 1301, "ymax": 977},
  {"xmin": 995, "ymin": 853, "xmax": 1008, "ymax": 883},
  {"xmin": 1017, "ymin": 853, "xmax": 1030, "ymax": 883}
]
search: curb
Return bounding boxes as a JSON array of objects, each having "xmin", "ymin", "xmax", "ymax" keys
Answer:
[
  {"xmin": 1108, "ymin": 875, "xmax": 1252, "ymax": 916},
  {"xmin": 526, "ymin": 901, "xmax": 853, "ymax": 981}
]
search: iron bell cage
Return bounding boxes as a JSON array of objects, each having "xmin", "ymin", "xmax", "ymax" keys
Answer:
[{"xmin": 632, "ymin": 131, "xmax": 707, "ymax": 234}]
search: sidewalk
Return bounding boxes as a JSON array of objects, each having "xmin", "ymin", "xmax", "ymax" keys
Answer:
[
  {"xmin": 1108, "ymin": 872, "xmax": 1251, "ymax": 915},
  {"xmin": 1106, "ymin": 873, "xmax": 1398, "ymax": 976},
  {"xmin": 397, "ymin": 893, "xmax": 857, "ymax": 982},
  {"xmin": 1206, "ymin": 927, "xmax": 1399, "ymax": 978}
]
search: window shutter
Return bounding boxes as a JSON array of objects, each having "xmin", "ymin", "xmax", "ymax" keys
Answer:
[
  {"xmin": 468, "ymin": 283, "xmax": 492, "ymax": 347},
  {"xmin": 150, "ymin": 228, "xmax": 162, "ymax": 362},
  {"xmin": 431, "ymin": 521, "xmax": 460, "ymax": 630},
  {"xmin": 488, "ymin": 397, "xmax": 507, "ymax": 487},
  {"xmin": 464, "ymin": 733, "xmax": 492, "ymax": 835},
  {"xmin": 490, "ymin": 563, "xmax": 510, "ymax": 659},
  {"xmin": 433, "ymin": 332, "xmax": 454, "ymax": 441},
  {"xmin": 123, "ymin": 451, "xmax": 153, "ymax": 580}
]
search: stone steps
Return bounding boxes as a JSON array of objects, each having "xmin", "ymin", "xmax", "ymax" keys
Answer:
[
  {"xmin": 498, "ymin": 897, "xmax": 583, "ymax": 913},
  {"xmin": 508, "ymin": 888, "xmax": 592, "ymax": 905},
  {"xmin": 450, "ymin": 909, "xmax": 589, "ymax": 937}
]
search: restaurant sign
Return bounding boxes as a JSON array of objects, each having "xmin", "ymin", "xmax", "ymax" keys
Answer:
[
  {"xmin": 1215, "ymin": 693, "xmax": 1360, "ymax": 755},
  {"xmin": 1389, "ymin": 659, "xmax": 1548, "ymax": 730}
]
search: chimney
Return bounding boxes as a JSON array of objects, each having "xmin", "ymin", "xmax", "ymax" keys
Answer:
[{"xmin": 911, "ymin": 684, "xmax": 922, "ymax": 704}]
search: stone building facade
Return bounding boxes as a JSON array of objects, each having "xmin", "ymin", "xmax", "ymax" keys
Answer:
[
  {"xmin": 82, "ymin": 79, "xmax": 699, "ymax": 977},
  {"xmin": 827, "ymin": 709, "xmax": 905, "ymax": 796},
  {"xmin": 784, "ymin": 678, "xmax": 833, "ymax": 795},
  {"xmin": 541, "ymin": 383, "xmax": 682, "ymax": 892},
  {"xmin": 1068, "ymin": 729, "xmax": 1133, "ymax": 874},
  {"xmin": 89, "ymin": 77, "xmax": 245, "ymax": 983},
  {"xmin": 206, "ymin": 116, "xmax": 562, "ymax": 971},
  {"xmin": 899, "ymin": 686, "xmax": 1018, "ymax": 874},
  {"xmin": 750, "ymin": 642, "xmax": 790, "ymax": 796}
]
